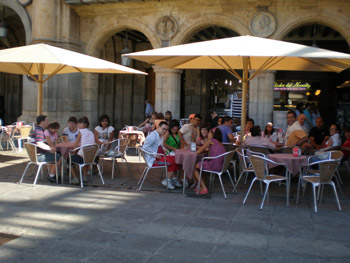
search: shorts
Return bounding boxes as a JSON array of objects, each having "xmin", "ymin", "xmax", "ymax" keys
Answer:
[{"xmin": 37, "ymin": 152, "xmax": 61, "ymax": 163}]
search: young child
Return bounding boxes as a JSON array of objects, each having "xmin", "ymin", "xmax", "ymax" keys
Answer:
[
  {"xmin": 70, "ymin": 117, "xmax": 95, "ymax": 185},
  {"xmin": 44, "ymin": 122, "xmax": 60, "ymax": 148}
]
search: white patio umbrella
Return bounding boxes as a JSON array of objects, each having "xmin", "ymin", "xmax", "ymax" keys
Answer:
[
  {"xmin": 124, "ymin": 35, "xmax": 350, "ymax": 139},
  {"xmin": 0, "ymin": 43, "xmax": 147, "ymax": 114}
]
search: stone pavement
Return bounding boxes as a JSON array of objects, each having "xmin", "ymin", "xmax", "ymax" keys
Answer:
[{"xmin": 0, "ymin": 149, "xmax": 350, "ymax": 263}]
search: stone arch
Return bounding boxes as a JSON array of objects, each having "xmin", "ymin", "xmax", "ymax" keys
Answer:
[
  {"xmin": 85, "ymin": 17, "xmax": 158, "ymax": 57},
  {"xmin": 173, "ymin": 14, "xmax": 250, "ymax": 45},
  {"xmin": 274, "ymin": 15, "xmax": 350, "ymax": 46},
  {"xmin": 0, "ymin": 0, "xmax": 31, "ymax": 44}
]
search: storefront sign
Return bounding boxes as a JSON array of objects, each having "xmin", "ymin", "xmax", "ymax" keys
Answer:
[{"xmin": 274, "ymin": 82, "xmax": 311, "ymax": 91}]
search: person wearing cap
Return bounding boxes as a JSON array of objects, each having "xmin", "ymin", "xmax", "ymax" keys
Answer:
[
  {"xmin": 180, "ymin": 113, "xmax": 201, "ymax": 147},
  {"xmin": 263, "ymin": 122, "xmax": 278, "ymax": 143}
]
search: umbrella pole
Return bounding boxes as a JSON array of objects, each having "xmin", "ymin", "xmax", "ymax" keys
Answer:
[
  {"xmin": 37, "ymin": 65, "xmax": 44, "ymax": 115},
  {"xmin": 240, "ymin": 57, "xmax": 249, "ymax": 143},
  {"xmin": 37, "ymin": 81, "xmax": 43, "ymax": 115}
]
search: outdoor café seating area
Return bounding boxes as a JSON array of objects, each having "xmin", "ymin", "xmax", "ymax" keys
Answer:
[{"xmin": 1, "ymin": 120, "xmax": 349, "ymax": 214}]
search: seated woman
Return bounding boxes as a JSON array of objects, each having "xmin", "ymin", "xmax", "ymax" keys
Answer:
[
  {"xmin": 163, "ymin": 119, "xmax": 183, "ymax": 153},
  {"xmin": 70, "ymin": 117, "xmax": 95, "ymax": 185},
  {"xmin": 263, "ymin": 122, "xmax": 278, "ymax": 143},
  {"xmin": 165, "ymin": 111, "xmax": 172, "ymax": 124},
  {"xmin": 94, "ymin": 114, "xmax": 115, "ymax": 153},
  {"xmin": 138, "ymin": 111, "xmax": 157, "ymax": 128},
  {"xmin": 196, "ymin": 124, "xmax": 210, "ymax": 147},
  {"xmin": 193, "ymin": 128, "xmax": 226, "ymax": 195},
  {"xmin": 62, "ymin": 116, "xmax": 79, "ymax": 142},
  {"xmin": 153, "ymin": 112, "xmax": 165, "ymax": 130},
  {"xmin": 341, "ymin": 127, "xmax": 350, "ymax": 161},
  {"xmin": 326, "ymin": 124, "xmax": 341, "ymax": 148},
  {"xmin": 44, "ymin": 122, "xmax": 60, "ymax": 147}
]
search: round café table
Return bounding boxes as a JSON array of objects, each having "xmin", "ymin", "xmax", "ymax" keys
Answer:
[
  {"xmin": 175, "ymin": 148, "xmax": 205, "ymax": 194},
  {"xmin": 56, "ymin": 142, "xmax": 75, "ymax": 183},
  {"xmin": 268, "ymin": 153, "xmax": 307, "ymax": 177}
]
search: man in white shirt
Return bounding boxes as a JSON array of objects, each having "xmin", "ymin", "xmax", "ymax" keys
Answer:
[{"xmin": 180, "ymin": 114, "xmax": 201, "ymax": 147}]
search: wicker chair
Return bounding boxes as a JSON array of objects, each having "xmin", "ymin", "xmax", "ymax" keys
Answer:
[
  {"xmin": 235, "ymin": 147, "xmax": 255, "ymax": 186},
  {"xmin": 296, "ymin": 159, "xmax": 341, "ymax": 212},
  {"xmin": 222, "ymin": 143, "xmax": 238, "ymax": 182},
  {"xmin": 68, "ymin": 144, "xmax": 104, "ymax": 188},
  {"xmin": 0, "ymin": 126, "xmax": 18, "ymax": 153},
  {"xmin": 246, "ymin": 145, "xmax": 272, "ymax": 155},
  {"xmin": 19, "ymin": 143, "xmax": 58, "ymax": 186},
  {"xmin": 99, "ymin": 138, "xmax": 132, "ymax": 179},
  {"xmin": 197, "ymin": 150, "xmax": 237, "ymax": 199},
  {"xmin": 243, "ymin": 155, "xmax": 289, "ymax": 210},
  {"xmin": 138, "ymin": 147, "xmax": 169, "ymax": 191},
  {"xmin": 13, "ymin": 125, "xmax": 32, "ymax": 152}
]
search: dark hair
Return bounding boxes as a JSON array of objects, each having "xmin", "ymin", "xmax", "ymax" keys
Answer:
[
  {"xmin": 68, "ymin": 116, "xmax": 77, "ymax": 123},
  {"xmin": 287, "ymin": 110, "xmax": 296, "ymax": 118},
  {"xmin": 78, "ymin": 117, "xmax": 90, "ymax": 128},
  {"xmin": 264, "ymin": 123, "xmax": 274, "ymax": 136},
  {"xmin": 199, "ymin": 124, "xmax": 210, "ymax": 139},
  {"xmin": 165, "ymin": 111, "xmax": 172, "ymax": 116},
  {"xmin": 330, "ymin": 123, "xmax": 340, "ymax": 132},
  {"xmin": 194, "ymin": 113, "xmax": 202, "ymax": 120},
  {"xmin": 99, "ymin": 114, "xmax": 111, "ymax": 127},
  {"xmin": 158, "ymin": 121, "xmax": 168, "ymax": 128},
  {"xmin": 223, "ymin": 115, "xmax": 233, "ymax": 124},
  {"xmin": 169, "ymin": 119, "xmax": 180, "ymax": 135},
  {"xmin": 36, "ymin": 115, "xmax": 47, "ymax": 125},
  {"xmin": 150, "ymin": 112, "xmax": 157, "ymax": 118},
  {"xmin": 251, "ymin": 126, "xmax": 261, "ymax": 137},
  {"xmin": 212, "ymin": 127, "xmax": 223, "ymax": 142},
  {"xmin": 343, "ymin": 126, "xmax": 350, "ymax": 133},
  {"xmin": 246, "ymin": 118, "xmax": 254, "ymax": 125},
  {"xmin": 48, "ymin": 122, "xmax": 60, "ymax": 130},
  {"xmin": 156, "ymin": 113, "xmax": 165, "ymax": 119}
]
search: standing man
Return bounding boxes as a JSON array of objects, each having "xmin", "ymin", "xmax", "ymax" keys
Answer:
[
  {"xmin": 205, "ymin": 109, "xmax": 219, "ymax": 128},
  {"xmin": 218, "ymin": 116, "xmax": 236, "ymax": 143},
  {"xmin": 144, "ymin": 99, "xmax": 154, "ymax": 119},
  {"xmin": 309, "ymin": 117, "xmax": 330, "ymax": 150},
  {"xmin": 31, "ymin": 115, "xmax": 61, "ymax": 183}
]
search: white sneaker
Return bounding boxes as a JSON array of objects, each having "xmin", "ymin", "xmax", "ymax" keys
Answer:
[
  {"xmin": 171, "ymin": 178, "xmax": 183, "ymax": 188},
  {"xmin": 161, "ymin": 179, "xmax": 175, "ymax": 190}
]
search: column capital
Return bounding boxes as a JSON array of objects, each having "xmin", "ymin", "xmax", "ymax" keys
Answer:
[{"xmin": 152, "ymin": 65, "xmax": 183, "ymax": 75}]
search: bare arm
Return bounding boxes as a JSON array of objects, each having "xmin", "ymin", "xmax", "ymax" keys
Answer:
[
  {"xmin": 73, "ymin": 132, "xmax": 82, "ymax": 149},
  {"xmin": 94, "ymin": 130, "xmax": 103, "ymax": 145},
  {"xmin": 297, "ymin": 136, "xmax": 310, "ymax": 147},
  {"xmin": 138, "ymin": 118, "xmax": 150, "ymax": 127},
  {"xmin": 321, "ymin": 136, "xmax": 329, "ymax": 148},
  {"xmin": 309, "ymin": 136, "xmax": 321, "ymax": 149},
  {"xmin": 108, "ymin": 129, "xmax": 115, "ymax": 142},
  {"xmin": 45, "ymin": 136, "xmax": 55, "ymax": 148},
  {"xmin": 227, "ymin": 133, "xmax": 236, "ymax": 144},
  {"xmin": 196, "ymin": 139, "xmax": 213, "ymax": 154}
]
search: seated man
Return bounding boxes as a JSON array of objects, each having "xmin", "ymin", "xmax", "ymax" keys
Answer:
[
  {"xmin": 217, "ymin": 115, "xmax": 236, "ymax": 143},
  {"xmin": 142, "ymin": 121, "xmax": 180, "ymax": 190},
  {"xmin": 62, "ymin": 116, "xmax": 79, "ymax": 142},
  {"xmin": 285, "ymin": 114, "xmax": 309, "ymax": 148},
  {"xmin": 242, "ymin": 125, "xmax": 276, "ymax": 150},
  {"xmin": 179, "ymin": 113, "xmax": 201, "ymax": 147},
  {"xmin": 245, "ymin": 118, "xmax": 254, "ymax": 137},
  {"xmin": 31, "ymin": 115, "xmax": 61, "ymax": 183},
  {"xmin": 309, "ymin": 117, "xmax": 329, "ymax": 150}
]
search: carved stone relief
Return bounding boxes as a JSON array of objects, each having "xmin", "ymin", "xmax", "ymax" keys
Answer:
[{"xmin": 249, "ymin": 11, "xmax": 276, "ymax": 37}]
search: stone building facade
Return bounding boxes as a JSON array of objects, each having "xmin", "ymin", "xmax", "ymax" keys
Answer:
[{"xmin": 1, "ymin": 0, "xmax": 350, "ymax": 129}]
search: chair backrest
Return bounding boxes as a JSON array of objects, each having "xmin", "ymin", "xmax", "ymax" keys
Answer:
[
  {"xmin": 318, "ymin": 160, "xmax": 339, "ymax": 183},
  {"xmin": 329, "ymin": 150, "xmax": 343, "ymax": 161},
  {"xmin": 24, "ymin": 143, "xmax": 38, "ymax": 163},
  {"xmin": 81, "ymin": 144, "xmax": 99, "ymax": 164},
  {"xmin": 246, "ymin": 149, "xmax": 265, "ymax": 158},
  {"xmin": 280, "ymin": 146, "xmax": 293, "ymax": 154},
  {"xmin": 20, "ymin": 126, "xmax": 32, "ymax": 138},
  {"xmin": 249, "ymin": 155, "xmax": 266, "ymax": 180},
  {"xmin": 246, "ymin": 146, "xmax": 270, "ymax": 155},
  {"xmin": 221, "ymin": 150, "xmax": 236, "ymax": 172},
  {"xmin": 235, "ymin": 147, "xmax": 249, "ymax": 169},
  {"xmin": 121, "ymin": 133, "xmax": 139, "ymax": 147},
  {"xmin": 116, "ymin": 138, "xmax": 129, "ymax": 155}
]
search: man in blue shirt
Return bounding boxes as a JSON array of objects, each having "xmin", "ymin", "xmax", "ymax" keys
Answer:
[
  {"xmin": 144, "ymin": 99, "xmax": 154, "ymax": 119},
  {"xmin": 218, "ymin": 116, "xmax": 236, "ymax": 143}
]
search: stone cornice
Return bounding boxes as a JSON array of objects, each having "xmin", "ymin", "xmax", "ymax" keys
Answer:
[{"xmin": 65, "ymin": 0, "xmax": 158, "ymax": 5}]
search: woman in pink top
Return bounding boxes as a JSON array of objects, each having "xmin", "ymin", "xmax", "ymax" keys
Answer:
[
  {"xmin": 193, "ymin": 128, "xmax": 226, "ymax": 195},
  {"xmin": 44, "ymin": 122, "xmax": 60, "ymax": 147}
]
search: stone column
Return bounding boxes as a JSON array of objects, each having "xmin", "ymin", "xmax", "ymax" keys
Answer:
[
  {"xmin": 153, "ymin": 66, "xmax": 182, "ymax": 119},
  {"xmin": 248, "ymin": 70, "xmax": 276, "ymax": 128}
]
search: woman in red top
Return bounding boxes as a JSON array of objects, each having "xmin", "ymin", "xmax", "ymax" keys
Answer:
[{"xmin": 342, "ymin": 127, "xmax": 350, "ymax": 160}]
